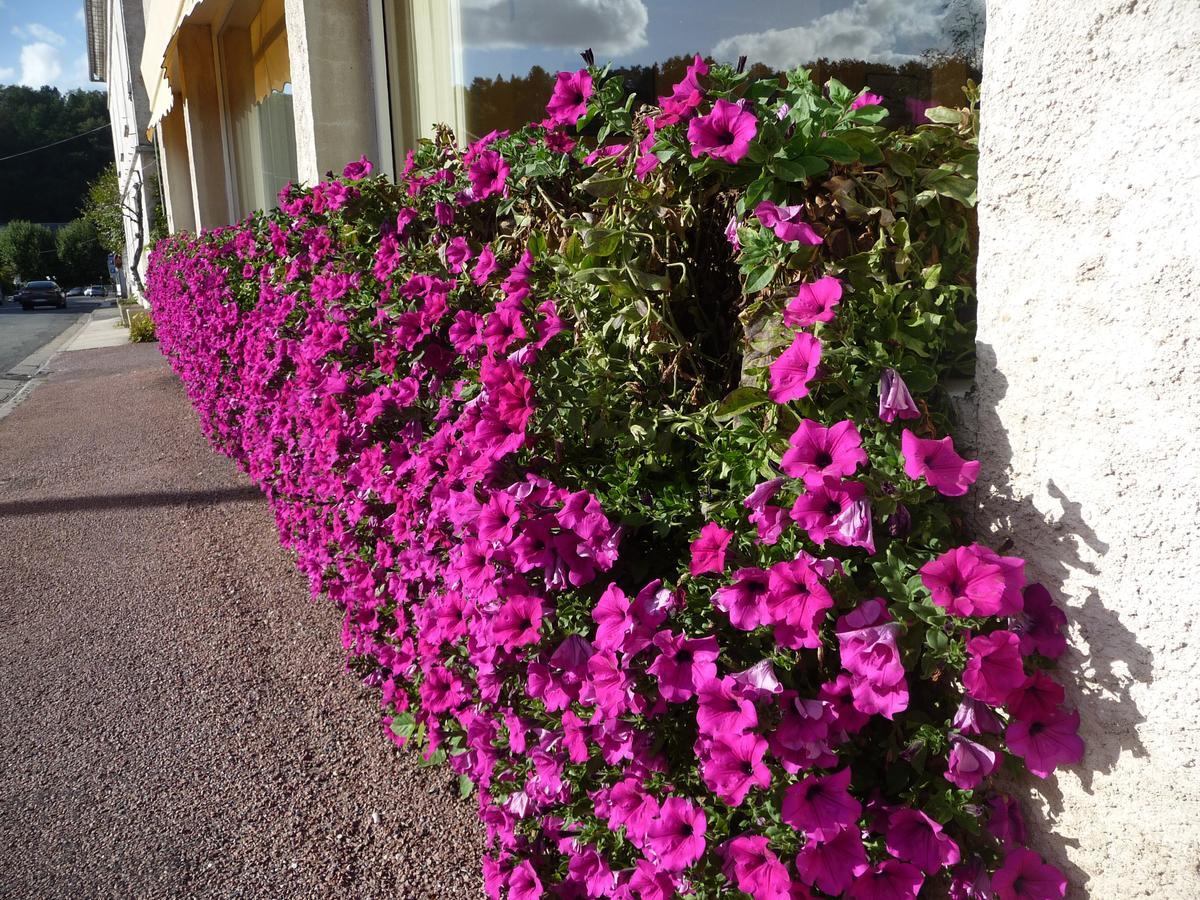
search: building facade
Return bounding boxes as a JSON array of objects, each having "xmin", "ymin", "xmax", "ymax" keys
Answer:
[{"xmin": 85, "ymin": 1, "xmax": 1200, "ymax": 895}]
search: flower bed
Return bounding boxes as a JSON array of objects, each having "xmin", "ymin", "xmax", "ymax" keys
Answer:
[{"xmin": 148, "ymin": 59, "xmax": 1079, "ymax": 899}]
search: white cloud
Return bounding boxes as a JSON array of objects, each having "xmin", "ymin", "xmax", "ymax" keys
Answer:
[
  {"xmin": 12, "ymin": 23, "xmax": 66, "ymax": 46},
  {"xmin": 461, "ymin": 0, "xmax": 648, "ymax": 56},
  {"xmin": 75, "ymin": 9, "xmax": 86, "ymax": 25},
  {"xmin": 0, "ymin": 67, "xmax": 14, "ymax": 82},
  {"xmin": 19, "ymin": 42, "xmax": 63, "ymax": 86},
  {"xmin": 712, "ymin": 0, "xmax": 948, "ymax": 69}
]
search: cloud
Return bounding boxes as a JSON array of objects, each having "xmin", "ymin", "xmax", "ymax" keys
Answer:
[
  {"xmin": 75, "ymin": 9, "xmax": 86, "ymax": 25},
  {"xmin": 19, "ymin": 42, "xmax": 64, "ymax": 86},
  {"xmin": 0, "ymin": 67, "xmax": 14, "ymax": 82},
  {"xmin": 461, "ymin": 0, "xmax": 648, "ymax": 56},
  {"xmin": 12, "ymin": 23, "xmax": 66, "ymax": 46},
  {"xmin": 712, "ymin": 0, "xmax": 949, "ymax": 69}
]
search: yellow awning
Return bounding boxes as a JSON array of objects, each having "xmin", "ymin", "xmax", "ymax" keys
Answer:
[
  {"xmin": 141, "ymin": 0, "xmax": 205, "ymax": 134},
  {"xmin": 250, "ymin": 0, "xmax": 291, "ymax": 103}
]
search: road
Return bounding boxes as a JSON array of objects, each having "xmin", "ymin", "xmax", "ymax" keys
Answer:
[{"xmin": 0, "ymin": 297, "xmax": 109, "ymax": 373}]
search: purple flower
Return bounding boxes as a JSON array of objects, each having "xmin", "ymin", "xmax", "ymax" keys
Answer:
[
  {"xmin": 835, "ymin": 599, "xmax": 909, "ymax": 718},
  {"xmin": 754, "ymin": 201, "xmax": 823, "ymax": 245},
  {"xmin": 780, "ymin": 418, "xmax": 867, "ymax": 487},
  {"xmin": 546, "ymin": 69, "xmax": 593, "ymax": 126},
  {"xmin": 725, "ymin": 215, "xmax": 741, "ymax": 251},
  {"xmin": 700, "ymin": 732, "xmax": 771, "ymax": 806},
  {"xmin": 885, "ymin": 807, "xmax": 961, "ymax": 874},
  {"xmin": 1006, "ymin": 706, "xmax": 1084, "ymax": 778},
  {"xmin": 781, "ymin": 767, "xmax": 860, "ymax": 840},
  {"xmin": 992, "ymin": 849, "xmax": 1067, "ymax": 900},
  {"xmin": 721, "ymin": 835, "xmax": 791, "ymax": 900},
  {"xmin": 794, "ymin": 825, "xmax": 869, "ymax": 896},
  {"xmin": 646, "ymin": 797, "xmax": 707, "ymax": 872},
  {"xmin": 785, "ymin": 275, "xmax": 843, "ymax": 326},
  {"xmin": 921, "ymin": 544, "xmax": 1026, "ymax": 617},
  {"xmin": 1013, "ymin": 583, "xmax": 1069, "ymax": 659},
  {"xmin": 687, "ymin": 98, "xmax": 758, "ymax": 164},
  {"xmin": 769, "ymin": 332, "xmax": 822, "ymax": 403},
  {"xmin": 879, "ymin": 368, "xmax": 921, "ymax": 423},
  {"xmin": 468, "ymin": 150, "xmax": 509, "ymax": 201},
  {"xmin": 901, "ymin": 428, "xmax": 980, "ymax": 497},
  {"xmin": 850, "ymin": 91, "xmax": 885, "ymax": 110},
  {"xmin": 690, "ymin": 521, "xmax": 733, "ymax": 575},
  {"xmin": 713, "ymin": 567, "xmax": 772, "ymax": 631},
  {"xmin": 963, "ymin": 630, "xmax": 1027, "ymax": 706},
  {"xmin": 646, "ymin": 631, "xmax": 719, "ymax": 703},
  {"xmin": 341, "ymin": 155, "xmax": 373, "ymax": 179},
  {"xmin": 848, "ymin": 860, "xmax": 924, "ymax": 900},
  {"xmin": 945, "ymin": 734, "xmax": 999, "ymax": 790}
]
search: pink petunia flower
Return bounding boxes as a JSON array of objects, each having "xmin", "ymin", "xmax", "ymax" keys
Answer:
[
  {"xmin": 963, "ymin": 630, "xmax": 1027, "ymax": 706},
  {"xmin": 769, "ymin": 332, "xmax": 823, "ymax": 403},
  {"xmin": 901, "ymin": 428, "xmax": 980, "ymax": 496},
  {"xmin": 722, "ymin": 835, "xmax": 792, "ymax": 900},
  {"xmin": 920, "ymin": 544, "xmax": 1026, "ymax": 618},
  {"xmin": 885, "ymin": 808, "xmax": 962, "ymax": 874},
  {"xmin": 794, "ymin": 825, "xmax": 869, "ymax": 896},
  {"xmin": 1005, "ymin": 706, "xmax": 1084, "ymax": 778},
  {"xmin": 754, "ymin": 201, "xmax": 824, "ymax": 245},
  {"xmin": 780, "ymin": 418, "xmax": 867, "ymax": 487},
  {"xmin": 657, "ymin": 54, "xmax": 708, "ymax": 125},
  {"xmin": 646, "ymin": 630, "xmax": 720, "ymax": 702},
  {"xmin": 468, "ymin": 150, "xmax": 510, "ymax": 201},
  {"xmin": 507, "ymin": 860, "xmax": 543, "ymax": 900},
  {"xmin": 765, "ymin": 557, "xmax": 834, "ymax": 649},
  {"xmin": 945, "ymin": 734, "xmax": 1000, "ymax": 790},
  {"xmin": 700, "ymin": 732, "xmax": 771, "ymax": 806},
  {"xmin": 781, "ymin": 768, "xmax": 861, "ymax": 840},
  {"xmin": 790, "ymin": 478, "xmax": 866, "ymax": 545},
  {"xmin": 1013, "ymin": 583, "xmax": 1069, "ymax": 659},
  {"xmin": 690, "ymin": 521, "xmax": 733, "ymax": 575},
  {"xmin": 848, "ymin": 860, "xmax": 924, "ymax": 900},
  {"xmin": 713, "ymin": 566, "xmax": 772, "ymax": 630},
  {"xmin": 784, "ymin": 276, "xmax": 843, "ymax": 327},
  {"xmin": 992, "ymin": 849, "xmax": 1068, "ymax": 900},
  {"xmin": 850, "ymin": 91, "xmax": 886, "ymax": 110},
  {"xmin": 696, "ymin": 675, "xmax": 758, "ymax": 736},
  {"xmin": 1007, "ymin": 669, "xmax": 1066, "ymax": 722},
  {"xmin": 646, "ymin": 797, "xmax": 707, "ymax": 872},
  {"xmin": 835, "ymin": 599, "xmax": 909, "ymax": 718},
  {"xmin": 879, "ymin": 368, "xmax": 921, "ymax": 423},
  {"xmin": 688, "ymin": 98, "xmax": 758, "ymax": 164},
  {"xmin": 546, "ymin": 69, "xmax": 593, "ymax": 126}
]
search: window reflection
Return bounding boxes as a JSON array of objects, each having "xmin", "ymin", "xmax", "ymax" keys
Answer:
[{"xmin": 451, "ymin": 0, "xmax": 983, "ymax": 141}]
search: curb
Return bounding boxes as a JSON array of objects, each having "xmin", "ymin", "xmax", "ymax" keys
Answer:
[{"xmin": 0, "ymin": 311, "xmax": 96, "ymax": 422}]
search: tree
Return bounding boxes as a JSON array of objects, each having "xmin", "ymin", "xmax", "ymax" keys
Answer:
[
  {"xmin": 83, "ymin": 164, "xmax": 125, "ymax": 256},
  {"xmin": 55, "ymin": 218, "xmax": 107, "ymax": 287},
  {"xmin": 0, "ymin": 220, "xmax": 56, "ymax": 282}
]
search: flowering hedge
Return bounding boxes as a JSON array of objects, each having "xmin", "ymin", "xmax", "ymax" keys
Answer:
[{"xmin": 148, "ymin": 59, "xmax": 1080, "ymax": 899}]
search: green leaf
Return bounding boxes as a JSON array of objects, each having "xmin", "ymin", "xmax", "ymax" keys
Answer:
[
  {"xmin": 458, "ymin": 774, "xmax": 475, "ymax": 800},
  {"xmin": 744, "ymin": 263, "xmax": 778, "ymax": 294},
  {"xmin": 770, "ymin": 158, "xmax": 810, "ymax": 183},
  {"xmin": 923, "ymin": 106, "xmax": 964, "ymax": 125},
  {"xmin": 712, "ymin": 386, "xmax": 769, "ymax": 422}
]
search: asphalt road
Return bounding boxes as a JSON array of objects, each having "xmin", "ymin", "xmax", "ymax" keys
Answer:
[{"xmin": 0, "ymin": 296, "xmax": 109, "ymax": 373}]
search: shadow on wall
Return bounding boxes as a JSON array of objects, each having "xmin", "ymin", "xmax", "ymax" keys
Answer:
[{"xmin": 969, "ymin": 342, "xmax": 1155, "ymax": 895}]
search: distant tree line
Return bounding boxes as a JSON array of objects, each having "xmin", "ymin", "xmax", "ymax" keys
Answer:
[{"xmin": 0, "ymin": 85, "xmax": 113, "ymax": 224}]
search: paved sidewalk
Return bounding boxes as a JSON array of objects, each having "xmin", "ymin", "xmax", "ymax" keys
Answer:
[
  {"xmin": 62, "ymin": 306, "xmax": 130, "ymax": 352},
  {"xmin": 0, "ymin": 344, "xmax": 482, "ymax": 899}
]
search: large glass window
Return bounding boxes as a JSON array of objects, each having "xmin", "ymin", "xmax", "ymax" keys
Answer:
[
  {"xmin": 383, "ymin": 0, "xmax": 983, "ymax": 154},
  {"xmin": 219, "ymin": 0, "xmax": 299, "ymax": 217}
]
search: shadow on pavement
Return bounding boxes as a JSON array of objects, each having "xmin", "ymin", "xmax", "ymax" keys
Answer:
[{"xmin": 0, "ymin": 486, "xmax": 263, "ymax": 518}]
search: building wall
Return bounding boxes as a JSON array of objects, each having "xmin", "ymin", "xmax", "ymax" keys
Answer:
[{"xmin": 975, "ymin": 1, "xmax": 1200, "ymax": 894}]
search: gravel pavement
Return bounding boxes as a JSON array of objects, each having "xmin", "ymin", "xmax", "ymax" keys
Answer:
[{"xmin": 0, "ymin": 344, "xmax": 484, "ymax": 899}]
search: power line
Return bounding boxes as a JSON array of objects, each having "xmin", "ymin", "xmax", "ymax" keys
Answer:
[{"xmin": 0, "ymin": 124, "xmax": 110, "ymax": 163}]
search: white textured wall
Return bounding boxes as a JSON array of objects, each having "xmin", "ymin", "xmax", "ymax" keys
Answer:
[{"xmin": 975, "ymin": 1, "xmax": 1200, "ymax": 895}]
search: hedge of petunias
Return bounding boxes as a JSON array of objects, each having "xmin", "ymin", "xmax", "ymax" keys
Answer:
[{"xmin": 147, "ymin": 58, "xmax": 1081, "ymax": 899}]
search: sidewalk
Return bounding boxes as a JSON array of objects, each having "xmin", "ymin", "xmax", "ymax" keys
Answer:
[{"xmin": 0, "ymin": 343, "xmax": 482, "ymax": 899}]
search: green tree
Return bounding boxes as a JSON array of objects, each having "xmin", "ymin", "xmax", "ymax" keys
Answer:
[
  {"xmin": 0, "ymin": 220, "xmax": 56, "ymax": 282},
  {"xmin": 55, "ymin": 218, "xmax": 107, "ymax": 287},
  {"xmin": 83, "ymin": 164, "xmax": 125, "ymax": 255}
]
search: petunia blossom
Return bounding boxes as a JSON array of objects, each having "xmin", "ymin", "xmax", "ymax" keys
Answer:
[
  {"xmin": 850, "ymin": 91, "xmax": 886, "ymax": 110},
  {"xmin": 885, "ymin": 808, "xmax": 961, "ymax": 874},
  {"xmin": 1005, "ymin": 707, "xmax": 1084, "ymax": 778},
  {"xmin": 700, "ymin": 732, "xmax": 771, "ymax": 806},
  {"xmin": 687, "ymin": 98, "xmax": 758, "ymax": 163},
  {"xmin": 784, "ymin": 276, "xmax": 843, "ymax": 327},
  {"xmin": 901, "ymin": 428, "xmax": 980, "ymax": 496},
  {"xmin": 1013, "ymin": 583, "xmax": 1069, "ymax": 659},
  {"xmin": 755, "ymin": 201, "xmax": 824, "ymax": 245},
  {"xmin": 780, "ymin": 418, "xmax": 867, "ymax": 487},
  {"xmin": 713, "ymin": 567, "xmax": 772, "ymax": 631},
  {"xmin": 722, "ymin": 835, "xmax": 792, "ymax": 900},
  {"xmin": 945, "ymin": 734, "xmax": 999, "ymax": 790},
  {"xmin": 646, "ymin": 797, "xmax": 707, "ymax": 872},
  {"xmin": 468, "ymin": 150, "xmax": 510, "ymax": 201},
  {"xmin": 848, "ymin": 860, "xmax": 924, "ymax": 900},
  {"xmin": 963, "ymin": 630, "xmax": 1027, "ymax": 706},
  {"xmin": 920, "ymin": 544, "xmax": 1026, "ymax": 618},
  {"xmin": 690, "ymin": 521, "xmax": 733, "ymax": 575},
  {"xmin": 546, "ymin": 69, "xmax": 593, "ymax": 126},
  {"xmin": 794, "ymin": 826, "xmax": 869, "ymax": 896},
  {"xmin": 879, "ymin": 368, "xmax": 921, "ymax": 423},
  {"xmin": 781, "ymin": 767, "xmax": 861, "ymax": 840},
  {"xmin": 992, "ymin": 849, "xmax": 1068, "ymax": 900},
  {"xmin": 769, "ymin": 332, "xmax": 822, "ymax": 403}
]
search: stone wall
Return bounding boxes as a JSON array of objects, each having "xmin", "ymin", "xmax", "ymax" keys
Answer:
[{"xmin": 975, "ymin": 1, "xmax": 1200, "ymax": 895}]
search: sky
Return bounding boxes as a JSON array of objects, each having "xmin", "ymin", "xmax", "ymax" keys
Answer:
[
  {"xmin": 0, "ymin": 0, "xmax": 101, "ymax": 91},
  {"xmin": 458, "ymin": 0, "xmax": 982, "ymax": 82}
]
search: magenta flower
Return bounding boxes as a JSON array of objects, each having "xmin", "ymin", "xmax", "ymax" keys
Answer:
[
  {"xmin": 700, "ymin": 732, "xmax": 771, "ymax": 806},
  {"xmin": 605, "ymin": 777, "xmax": 660, "ymax": 842},
  {"xmin": 765, "ymin": 557, "xmax": 834, "ymax": 649},
  {"xmin": 646, "ymin": 631, "xmax": 720, "ymax": 702},
  {"xmin": 657, "ymin": 54, "xmax": 708, "ymax": 125},
  {"xmin": 879, "ymin": 368, "xmax": 921, "ymax": 423},
  {"xmin": 945, "ymin": 734, "xmax": 1000, "ymax": 790},
  {"xmin": 785, "ymin": 276, "xmax": 843, "ymax": 327},
  {"xmin": 769, "ymin": 332, "xmax": 822, "ymax": 403},
  {"xmin": 781, "ymin": 768, "xmax": 861, "ymax": 840},
  {"xmin": 341, "ymin": 155, "xmax": 373, "ymax": 179},
  {"xmin": 790, "ymin": 478, "xmax": 866, "ymax": 545},
  {"xmin": 721, "ymin": 835, "xmax": 792, "ymax": 900},
  {"xmin": 920, "ymin": 544, "xmax": 1026, "ymax": 618},
  {"xmin": 546, "ymin": 69, "xmax": 593, "ymax": 126},
  {"xmin": 901, "ymin": 428, "xmax": 980, "ymax": 496},
  {"xmin": 953, "ymin": 696, "xmax": 1004, "ymax": 735},
  {"xmin": 963, "ymin": 630, "xmax": 1027, "ymax": 706},
  {"xmin": 690, "ymin": 521, "xmax": 733, "ymax": 575},
  {"xmin": 1005, "ymin": 707, "xmax": 1084, "ymax": 778},
  {"xmin": 688, "ymin": 98, "xmax": 758, "ymax": 164},
  {"xmin": 647, "ymin": 797, "xmax": 707, "ymax": 871},
  {"xmin": 713, "ymin": 567, "xmax": 772, "ymax": 630},
  {"xmin": 835, "ymin": 599, "xmax": 909, "ymax": 718},
  {"xmin": 696, "ymin": 675, "xmax": 758, "ymax": 736},
  {"xmin": 885, "ymin": 808, "xmax": 961, "ymax": 874},
  {"xmin": 754, "ymin": 200, "xmax": 824, "ymax": 245},
  {"xmin": 780, "ymin": 418, "xmax": 867, "ymax": 487},
  {"xmin": 507, "ymin": 860, "xmax": 543, "ymax": 899},
  {"xmin": 1007, "ymin": 669, "xmax": 1066, "ymax": 722},
  {"xmin": 625, "ymin": 859, "xmax": 677, "ymax": 899},
  {"xmin": 445, "ymin": 236, "xmax": 473, "ymax": 273},
  {"xmin": 992, "ymin": 849, "xmax": 1068, "ymax": 900},
  {"xmin": 1013, "ymin": 583, "xmax": 1068, "ymax": 659},
  {"xmin": 794, "ymin": 826, "xmax": 869, "ymax": 896},
  {"xmin": 725, "ymin": 214, "xmax": 741, "ymax": 251},
  {"xmin": 731, "ymin": 659, "xmax": 784, "ymax": 697},
  {"xmin": 468, "ymin": 150, "xmax": 509, "ymax": 201},
  {"xmin": 848, "ymin": 860, "xmax": 924, "ymax": 900},
  {"xmin": 850, "ymin": 91, "xmax": 885, "ymax": 110},
  {"xmin": 490, "ymin": 592, "xmax": 544, "ymax": 650}
]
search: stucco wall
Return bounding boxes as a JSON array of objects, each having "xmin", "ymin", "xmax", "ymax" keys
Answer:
[{"xmin": 975, "ymin": 1, "xmax": 1200, "ymax": 895}]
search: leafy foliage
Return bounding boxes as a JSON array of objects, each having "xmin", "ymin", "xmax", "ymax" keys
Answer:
[
  {"xmin": 54, "ymin": 218, "xmax": 108, "ymax": 287},
  {"xmin": 0, "ymin": 220, "xmax": 55, "ymax": 282},
  {"xmin": 148, "ymin": 61, "xmax": 1074, "ymax": 900}
]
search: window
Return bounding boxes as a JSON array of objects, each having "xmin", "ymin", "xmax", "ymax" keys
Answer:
[
  {"xmin": 219, "ymin": 0, "xmax": 298, "ymax": 217},
  {"xmin": 381, "ymin": 0, "xmax": 983, "ymax": 154}
]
